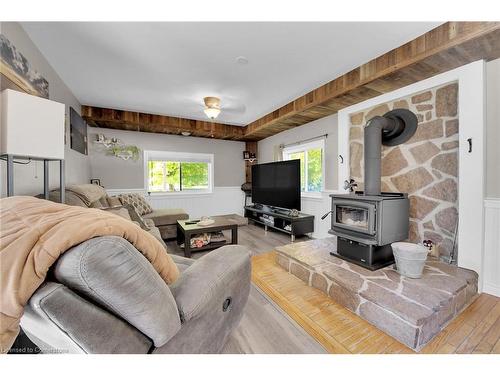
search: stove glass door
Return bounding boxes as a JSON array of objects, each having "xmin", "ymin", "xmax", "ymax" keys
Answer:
[
  {"xmin": 336, "ymin": 206, "xmax": 369, "ymax": 230},
  {"xmin": 332, "ymin": 200, "xmax": 376, "ymax": 235}
]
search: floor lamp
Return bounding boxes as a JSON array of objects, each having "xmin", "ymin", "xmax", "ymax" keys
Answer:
[{"xmin": 1, "ymin": 89, "xmax": 66, "ymax": 202}]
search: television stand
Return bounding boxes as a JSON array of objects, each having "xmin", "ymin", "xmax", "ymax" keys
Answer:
[{"xmin": 244, "ymin": 205, "xmax": 314, "ymax": 242}]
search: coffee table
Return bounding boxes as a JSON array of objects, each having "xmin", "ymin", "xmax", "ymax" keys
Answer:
[{"xmin": 177, "ymin": 217, "xmax": 238, "ymax": 258}]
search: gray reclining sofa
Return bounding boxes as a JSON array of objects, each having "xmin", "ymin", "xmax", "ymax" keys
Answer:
[
  {"xmin": 20, "ymin": 236, "xmax": 251, "ymax": 354},
  {"xmin": 46, "ymin": 185, "xmax": 189, "ymax": 241}
]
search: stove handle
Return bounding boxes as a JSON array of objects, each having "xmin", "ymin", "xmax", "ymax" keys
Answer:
[{"xmin": 321, "ymin": 210, "xmax": 334, "ymax": 220}]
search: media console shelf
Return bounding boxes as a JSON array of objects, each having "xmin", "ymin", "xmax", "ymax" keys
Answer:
[{"xmin": 244, "ymin": 205, "xmax": 314, "ymax": 242}]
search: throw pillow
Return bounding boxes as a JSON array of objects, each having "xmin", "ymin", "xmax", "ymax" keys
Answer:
[
  {"xmin": 107, "ymin": 196, "xmax": 122, "ymax": 207},
  {"xmin": 118, "ymin": 193, "xmax": 153, "ymax": 216},
  {"xmin": 122, "ymin": 203, "xmax": 149, "ymax": 230},
  {"xmin": 100, "ymin": 206, "xmax": 132, "ymax": 221}
]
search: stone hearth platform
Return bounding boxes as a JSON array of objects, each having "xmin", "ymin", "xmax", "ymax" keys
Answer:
[{"xmin": 275, "ymin": 238, "xmax": 478, "ymax": 351}]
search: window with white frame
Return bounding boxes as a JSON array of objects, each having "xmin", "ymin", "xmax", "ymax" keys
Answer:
[
  {"xmin": 282, "ymin": 139, "xmax": 325, "ymax": 193},
  {"xmin": 144, "ymin": 150, "xmax": 214, "ymax": 193}
]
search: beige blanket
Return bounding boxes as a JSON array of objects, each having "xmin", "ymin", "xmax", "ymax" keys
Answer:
[{"xmin": 0, "ymin": 196, "xmax": 180, "ymax": 353}]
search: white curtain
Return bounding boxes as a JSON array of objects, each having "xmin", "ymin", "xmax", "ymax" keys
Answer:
[{"xmin": 273, "ymin": 144, "xmax": 284, "ymax": 161}]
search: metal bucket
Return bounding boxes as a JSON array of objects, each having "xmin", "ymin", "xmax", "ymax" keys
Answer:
[{"xmin": 391, "ymin": 242, "xmax": 428, "ymax": 278}]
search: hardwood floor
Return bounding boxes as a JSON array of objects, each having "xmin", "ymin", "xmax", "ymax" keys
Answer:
[
  {"xmin": 165, "ymin": 220, "xmax": 307, "ymax": 259},
  {"xmin": 222, "ymin": 286, "xmax": 327, "ymax": 354},
  {"xmin": 252, "ymin": 251, "xmax": 500, "ymax": 354},
  {"xmin": 170, "ymin": 222, "xmax": 499, "ymax": 354},
  {"xmin": 167, "ymin": 222, "xmax": 324, "ymax": 354}
]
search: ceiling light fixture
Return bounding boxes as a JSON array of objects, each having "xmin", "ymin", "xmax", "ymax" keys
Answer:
[{"xmin": 203, "ymin": 96, "xmax": 221, "ymax": 120}]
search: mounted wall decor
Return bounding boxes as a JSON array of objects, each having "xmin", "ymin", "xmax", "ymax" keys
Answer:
[
  {"xmin": 107, "ymin": 144, "xmax": 140, "ymax": 161},
  {"xmin": 94, "ymin": 133, "xmax": 119, "ymax": 148},
  {"xmin": 243, "ymin": 150, "xmax": 256, "ymax": 162},
  {"xmin": 93, "ymin": 133, "xmax": 140, "ymax": 161},
  {"xmin": 0, "ymin": 34, "xmax": 49, "ymax": 98}
]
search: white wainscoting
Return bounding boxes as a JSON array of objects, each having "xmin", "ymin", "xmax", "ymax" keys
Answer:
[
  {"xmin": 107, "ymin": 186, "xmax": 338, "ymax": 238},
  {"xmin": 300, "ymin": 190, "xmax": 340, "ymax": 239},
  {"xmin": 484, "ymin": 198, "xmax": 500, "ymax": 297},
  {"xmin": 106, "ymin": 187, "xmax": 245, "ymax": 219}
]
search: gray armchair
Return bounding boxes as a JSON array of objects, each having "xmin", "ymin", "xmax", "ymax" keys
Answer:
[{"xmin": 20, "ymin": 236, "xmax": 251, "ymax": 354}]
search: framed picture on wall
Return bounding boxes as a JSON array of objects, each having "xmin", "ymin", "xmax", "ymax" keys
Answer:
[
  {"xmin": 0, "ymin": 34, "xmax": 49, "ymax": 98},
  {"xmin": 70, "ymin": 107, "xmax": 88, "ymax": 155}
]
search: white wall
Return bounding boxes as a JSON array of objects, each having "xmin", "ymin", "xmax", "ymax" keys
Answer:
[
  {"xmin": 486, "ymin": 58, "xmax": 500, "ymax": 199},
  {"xmin": 258, "ymin": 113, "xmax": 339, "ymax": 190},
  {"xmin": 483, "ymin": 58, "xmax": 500, "ymax": 296},
  {"xmin": 107, "ymin": 187, "xmax": 245, "ymax": 219},
  {"xmin": 484, "ymin": 199, "xmax": 500, "ymax": 296},
  {"xmin": 257, "ymin": 113, "xmax": 340, "ymax": 238},
  {"xmin": 0, "ymin": 22, "xmax": 90, "ymax": 197},
  {"xmin": 88, "ymin": 127, "xmax": 246, "ymax": 189}
]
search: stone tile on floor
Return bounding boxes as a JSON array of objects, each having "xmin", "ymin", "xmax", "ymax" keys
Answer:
[
  {"xmin": 276, "ymin": 253, "xmax": 290, "ymax": 272},
  {"xmin": 322, "ymin": 264, "xmax": 364, "ymax": 291},
  {"xmin": 411, "ymin": 273, "xmax": 467, "ymax": 295},
  {"xmin": 401, "ymin": 280, "xmax": 453, "ymax": 310},
  {"xmin": 329, "ymin": 281, "xmax": 361, "ymax": 312},
  {"xmin": 311, "ymin": 273, "xmax": 329, "ymax": 294},
  {"xmin": 359, "ymin": 300, "xmax": 419, "ymax": 349},
  {"xmin": 418, "ymin": 312, "xmax": 441, "ymax": 346},
  {"xmin": 274, "ymin": 238, "xmax": 479, "ymax": 351},
  {"xmin": 361, "ymin": 282, "xmax": 433, "ymax": 326},
  {"xmin": 290, "ymin": 263, "xmax": 311, "ymax": 283}
]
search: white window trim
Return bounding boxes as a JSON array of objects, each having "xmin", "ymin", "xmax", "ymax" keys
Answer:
[
  {"xmin": 282, "ymin": 138, "xmax": 325, "ymax": 196},
  {"xmin": 143, "ymin": 150, "xmax": 214, "ymax": 195}
]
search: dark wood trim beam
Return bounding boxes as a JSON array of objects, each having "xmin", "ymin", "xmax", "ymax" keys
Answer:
[
  {"xmin": 81, "ymin": 106, "xmax": 245, "ymax": 140},
  {"xmin": 244, "ymin": 141, "xmax": 258, "ymax": 183},
  {"xmin": 243, "ymin": 22, "xmax": 500, "ymax": 140}
]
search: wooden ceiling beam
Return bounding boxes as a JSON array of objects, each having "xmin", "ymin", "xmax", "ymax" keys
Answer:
[
  {"xmin": 82, "ymin": 22, "xmax": 500, "ymax": 142},
  {"xmin": 81, "ymin": 105, "xmax": 245, "ymax": 140},
  {"xmin": 242, "ymin": 22, "xmax": 500, "ymax": 140}
]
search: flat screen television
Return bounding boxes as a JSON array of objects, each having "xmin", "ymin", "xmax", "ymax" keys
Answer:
[{"xmin": 251, "ymin": 159, "xmax": 301, "ymax": 211}]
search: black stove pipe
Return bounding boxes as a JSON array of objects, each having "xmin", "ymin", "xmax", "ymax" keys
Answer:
[
  {"xmin": 363, "ymin": 116, "xmax": 398, "ymax": 196},
  {"xmin": 362, "ymin": 109, "xmax": 418, "ymax": 196}
]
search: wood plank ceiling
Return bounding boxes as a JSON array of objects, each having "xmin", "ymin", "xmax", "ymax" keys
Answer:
[
  {"xmin": 81, "ymin": 106, "xmax": 244, "ymax": 140},
  {"xmin": 82, "ymin": 22, "xmax": 500, "ymax": 142}
]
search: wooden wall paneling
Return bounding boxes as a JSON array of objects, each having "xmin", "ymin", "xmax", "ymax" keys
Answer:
[
  {"xmin": 81, "ymin": 105, "xmax": 245, "ymax": 140},
  {"xmin": 245, "ymin": 141, "xmax": 258, "ymax": 183},
  {"xmin": 242, "ymin": 22, "xmax": 500, "ymax": 140}
]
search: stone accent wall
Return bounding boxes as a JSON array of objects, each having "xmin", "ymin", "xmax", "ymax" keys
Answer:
[{"xmin": 349, "ymin": 82, "xmax": 459, "ymax": 259}]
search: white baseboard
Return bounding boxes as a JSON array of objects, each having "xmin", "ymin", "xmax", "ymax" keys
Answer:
[
  {"xmin": 483, "ymin": 198, "xmax": 500, "ymax": 297},
  {"xmin": 483, "ymin": 282, "xmax": 500, "ymax": 297}
]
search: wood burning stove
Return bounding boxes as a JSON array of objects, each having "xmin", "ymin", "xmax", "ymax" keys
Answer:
[
  {"xmin": 323, "ymin": 108, "xmax": 418, "ymax": 270},
  {"xmin": 329, "ymin": 192, "xmax": 409, "ymax": 269}
]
